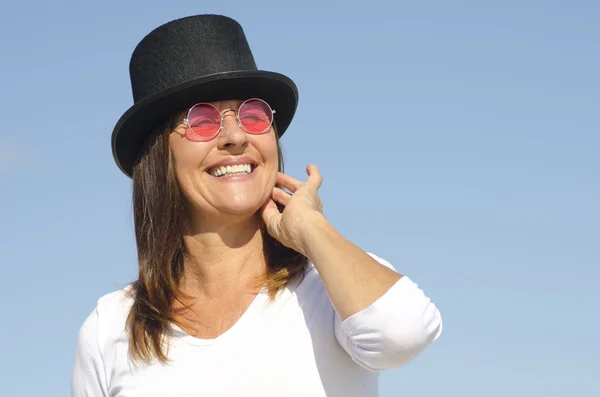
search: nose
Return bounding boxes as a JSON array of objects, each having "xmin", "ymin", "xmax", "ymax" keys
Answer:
[{"xmin": 217, "ymin": 110, "xmax": 248, "ymax": 150}]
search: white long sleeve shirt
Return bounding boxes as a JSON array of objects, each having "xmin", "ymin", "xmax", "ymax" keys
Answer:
[{"xmin": 72, "ymin": 253, "xmax": 442, "ymax": 397}]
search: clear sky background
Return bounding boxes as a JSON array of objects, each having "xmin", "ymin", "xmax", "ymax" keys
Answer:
[{"xmin": 1, "ymin": 1, "xmax": 598, "ymax": 396}]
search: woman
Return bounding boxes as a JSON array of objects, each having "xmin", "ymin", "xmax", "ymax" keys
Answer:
[{"xmin": 72, "ymin": 14, "xmax": 442, "ymax": 397}]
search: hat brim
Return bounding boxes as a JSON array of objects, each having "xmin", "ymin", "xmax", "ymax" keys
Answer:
[{"xmin": 111, "ymin": 70, "xmax": 298, "ymax": 178}]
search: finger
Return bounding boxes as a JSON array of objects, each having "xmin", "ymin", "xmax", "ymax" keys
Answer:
[
  {"xmin": 306, "ymin": 164, "xmax": 323, "ymax": 190},
  {"xmin": 276, "ymin": 172, "xmax": 303, "ymax": 193},
  {"xmin": 271, "ymin": 187, "xmax": 292, "ymax": 206},
  {"xmin": 259, "ymin": 198, "xmax": 281, "ymax": 235}
]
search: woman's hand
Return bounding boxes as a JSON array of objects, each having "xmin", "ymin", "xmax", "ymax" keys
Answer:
[
  {"xmin": 260, "ymin": 164, "xmax": 325, "ymax": 256},
  {"xmin": 260, "ymin": 164, "xmax": 404, "ymax": 322}
]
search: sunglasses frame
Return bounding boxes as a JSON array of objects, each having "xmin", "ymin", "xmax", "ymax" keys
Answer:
[{"xmin": 183, "ymin": 98, "xmax": 276, "ymax": 142}]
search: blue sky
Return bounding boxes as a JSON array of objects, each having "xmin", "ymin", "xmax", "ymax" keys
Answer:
[{"xmin": 1, "ymin": 1, "xmax": 598, "ymax": 396}]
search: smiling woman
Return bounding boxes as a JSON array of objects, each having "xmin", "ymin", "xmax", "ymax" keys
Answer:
[
  {"xmin": 71, "ymin": 14, "xmax": 442, "ymax": 397},
  {"xmin": 129, "ymin": 101, "xmax": 307, "ymax": 363}
]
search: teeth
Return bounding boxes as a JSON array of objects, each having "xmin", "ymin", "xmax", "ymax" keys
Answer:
[{"xmin": 209, "ymin": 163, "xmax": 253, "ymax": 177}]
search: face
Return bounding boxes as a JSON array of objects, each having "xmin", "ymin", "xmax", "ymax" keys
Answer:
[{"xmin": 169, "ymin": 99, "xmax": 279, "ymax": 223}]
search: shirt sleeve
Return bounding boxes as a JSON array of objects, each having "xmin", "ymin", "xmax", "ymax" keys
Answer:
[
  {"xmin": 334, "ymin": 253, "xmax": 443, "ymax": 372},
  {"xmin": 71, "ymin": 309, "xmax": 109, "ymax": 397}
]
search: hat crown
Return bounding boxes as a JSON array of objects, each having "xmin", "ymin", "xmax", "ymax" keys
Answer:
[{"xmin": 129, "ymin": 15, "xmax": 258, "ymax": 103}]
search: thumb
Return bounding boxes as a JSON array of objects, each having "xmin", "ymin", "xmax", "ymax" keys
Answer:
[{"xmin": 260, "ymin": 198, "xmax": 281, "ymax": 236}]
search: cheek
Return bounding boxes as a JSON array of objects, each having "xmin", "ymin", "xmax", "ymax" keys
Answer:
[
  {"xmin": 256, "ymin": 133, "xmax": 279, "ymax": 166},
  {"xmin": 169, "ymin": 136, "xmax": 212, "ymax": 202},
  {"xmin": 170, "ymin": 135, "xmax": 209, "ymax": 171},
  {"xmin": 266, "ymin": 144, "xmax": 281, "ymax": 191}
]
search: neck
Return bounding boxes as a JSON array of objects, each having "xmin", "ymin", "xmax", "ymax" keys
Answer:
[{"xmin": 181, "ymin": 213, "xmax": 268, "ymax": 298}]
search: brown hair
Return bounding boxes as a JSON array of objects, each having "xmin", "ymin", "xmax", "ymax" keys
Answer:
[{"xmin": 125, "ymin": 114, "xmax": 308, "ymax": 363}]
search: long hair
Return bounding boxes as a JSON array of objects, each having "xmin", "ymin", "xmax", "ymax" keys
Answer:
[{"xmin": 126, "ymin": 115, "xmax": 308, "ymax": 363}]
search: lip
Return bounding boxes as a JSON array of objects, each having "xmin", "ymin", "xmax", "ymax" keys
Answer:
[
  {"xmin": 205, "ymin": 156, "xmax": 258, "ymax": 173},
  {"xmin": 208, "ymin": 172, "xmax": 256, "ymax": 182}
]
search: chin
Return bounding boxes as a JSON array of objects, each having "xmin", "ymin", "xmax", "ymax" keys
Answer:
[{"xmin": 217, "ymin": 194, "xmax": 266, "ymax": 217}]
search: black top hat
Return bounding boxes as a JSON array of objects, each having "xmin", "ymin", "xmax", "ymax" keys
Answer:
[{"xmin": 111, "ymin": 14, "xmax": 299, "ymax": 177}]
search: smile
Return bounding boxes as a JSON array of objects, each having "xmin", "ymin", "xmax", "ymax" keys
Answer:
[{"xmin": 208, "ymin": 163, "xmax": 255, "ymax": 178}]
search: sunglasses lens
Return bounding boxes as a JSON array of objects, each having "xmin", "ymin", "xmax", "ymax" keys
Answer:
[
  {"xmin": 238, "ymin": 99, "xmax": 273, "ymax": 133},
  {"xmin": 188, "ymin": 104, "xmax": 221, "ymax": 137}
]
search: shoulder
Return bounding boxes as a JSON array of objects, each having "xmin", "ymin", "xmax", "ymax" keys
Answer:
[
  {"xmin": 95, "ymin": 286, "xmax": 135, "ymax": 318},
  {"xmin": 73, "ymin": 287, "xmax": 135, "ymax": 394},
  {"xmin": 77, "ymin": 286, "xmax": 134, "ymax": 354}
]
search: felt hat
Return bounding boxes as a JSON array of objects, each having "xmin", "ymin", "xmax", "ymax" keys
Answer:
[{"xmin": 111, "ymin": 14, "xmax": 298, "ymax": 177}]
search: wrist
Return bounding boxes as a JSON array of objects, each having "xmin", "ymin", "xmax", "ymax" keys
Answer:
[{"xmin": 298, "ymin": 211, "xmax": 337, "ymax": 260}]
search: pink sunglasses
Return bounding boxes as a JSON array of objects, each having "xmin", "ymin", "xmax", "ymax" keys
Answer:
[{"xmin": 182, "ymin": 98, "xmax": 276, "ymax": 142}]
